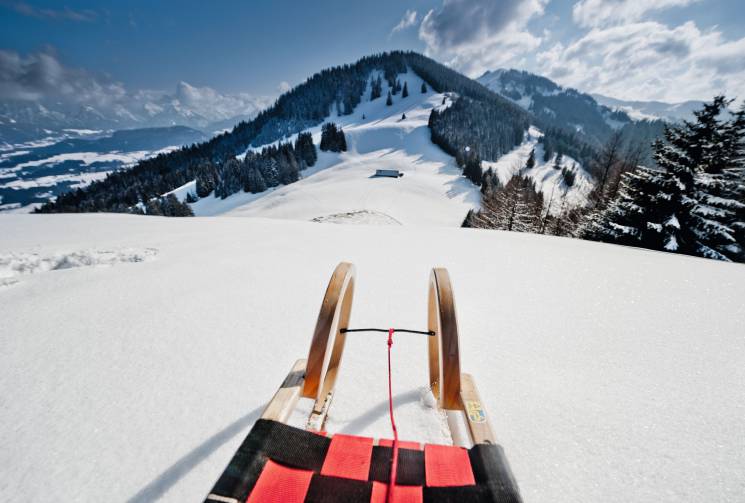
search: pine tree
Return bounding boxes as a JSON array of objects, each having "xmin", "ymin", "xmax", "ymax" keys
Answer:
[
  {"xmin": 552, "ymin": 152, "xmax": 563, "ymax": 170},
  {"xmin": 386, "ymin": 91, "xmax": 393, "ymax": 106},
  {"xmin": 402, "ymin": 82, "xmax": 409, "ymax": 98},
  {"xmin": 370, "ymin": 76, "xmax": 382, "ymax": 101},
  {"xmin": 655, "ymin": 96, "xmax": 739, "ymax": 259},
  {"xmin": 687, "ymin": 101, "xmax": 745, "ymax": 260},
  {"xmin": 561, "ymin": 166, "xmax": 576, "ymax": 187},
  {"xmin": 526, "ymin": 149, "xmax": 535, "ymax": 170},
  {"xmin": 338, "ymin": 127, "xmax": 347, "ymax": 152},
  {"xmin": 195, "ymin": 165, "xmax": 216, "ymax": 198},
  {"xmin": 468, "ymin": 175, "xmax": 543, "ymax": 232},
  {"xmin": 463, "ymin": 151, "xmax": 482, "ymax": 185},
  {"xmin": 480, "ymin": 167, "xmax": 500, "ymax": 195},
  {"xmin": 421, "ymin": 82, "xmax": 427, "ymax": 93},
  {"xmin": 245, "ymin": 166, "xmax": 267, "ymax": 193},
  {"xmin": 145, "ymin": 198, "xmax": 163, "ymax": 216},
  {"xmin": 725, "ymin": 105, "xmax": 745, "ymax": 260},
  {"xmin": 294, "ymin": 131, "xmax": 317, "ymax": 167},
  {"xmin": 581, "ymin": 165, "xmax": 684, "ymax": 251},
  {"xmin": 392, "ymin": 79, "xmax": 401, "ymax": 95}
]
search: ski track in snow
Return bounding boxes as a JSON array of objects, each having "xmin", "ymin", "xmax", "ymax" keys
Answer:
[
  {"xmin": 0, "ymin": 247, "xmax": 158, "ymax": 286},
  {"xmin": 1, "ymin": 214, "xmax": 745, "ymax": 502}
]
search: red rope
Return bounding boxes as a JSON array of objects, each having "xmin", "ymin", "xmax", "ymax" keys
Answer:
[{"xmin": 386, "ymin": 328, "xmax": 399, "ymax": 503}]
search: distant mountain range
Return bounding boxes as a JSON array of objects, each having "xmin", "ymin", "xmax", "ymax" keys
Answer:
[
  {"xmin": 0, "ymin": 81, "xmax": 270, "ymax": 146},
  {"xmin": 478, "ymin": 68, "xmax": 702, "ymax": 129},
  {"xmin": 590, "ymin": 94, "xmax": 704, "ymax": 123},
  {"xmin": 478, "ymin": 69, "xmax": 633, "ymax": 146},
  {"xmin": 0, "ymin": 125, "xmax": 207, "ymax": 211}
]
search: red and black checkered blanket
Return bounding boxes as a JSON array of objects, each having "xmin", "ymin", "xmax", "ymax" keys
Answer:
[{"xmin": 205, "ymin": 419, "xmax": 521, "ymax": 503}]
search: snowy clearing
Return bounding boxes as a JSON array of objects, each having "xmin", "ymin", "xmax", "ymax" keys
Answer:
[{"xmin": 1, "ymin": 213, "xmax": 744, "ymax": 502}]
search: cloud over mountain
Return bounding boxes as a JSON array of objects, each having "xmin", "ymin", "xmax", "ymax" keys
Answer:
[
  {"xmin": 572, "ymin": 0, "xmax": 701, "ymax": 28},
  {"xmin": 536, "ymin": 19, "xmax": 745, "ymax": 102},
  {"xmin": 0, "ymin": 49, "xmax": 271, "ymax": 131},
  {"xmin": 418, "ymin": 0, "xmax": 548, "ymax": 76}
]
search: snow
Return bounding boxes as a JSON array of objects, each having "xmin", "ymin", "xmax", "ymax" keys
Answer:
[
  {"xmin": 162, "ymin": 180, "xmax": 197, "ymax": 202},
  {"xmin": 11, "ymin": 150, "xmax": 163, "ymax": 171},
  {"xmin": 62, "ymin": 129, "xmax": 103, "ymax": 135},
  {"xmin": 482, "ymin": 127, "xmax": 594, "ymax": 214},
  {"xmin": 1, "ymin": 171, "xmax": 112, "ymax": 190},
  {"xmin": 202, "ymin": 71, "xmax": 477, "ymax": 226},
  {"xmin": 1, "ymin": 213, "xmax": 744, "ymax": 502}
]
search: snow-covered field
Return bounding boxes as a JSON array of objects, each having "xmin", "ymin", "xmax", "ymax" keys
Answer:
[{"xmin": 1, "ymin": 213, "xmax": 744, "ymax": 502}]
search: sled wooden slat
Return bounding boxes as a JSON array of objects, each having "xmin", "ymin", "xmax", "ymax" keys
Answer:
[
  {"xmin": 460, "ymin": 372, "xmax": 497, "ymax": 445},
  {"xmin": 260, "ymin": 358, "xmax": 307, "ymax": 423}
]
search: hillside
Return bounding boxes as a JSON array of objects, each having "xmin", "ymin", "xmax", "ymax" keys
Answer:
[
  {"xmin": 478, "ymin": 68, "xmax": 673, "ymax": 168},
  {"xmin": 35, "ymin": 52, "xmax": 537, "ymax": 216},
  {"xmin": 1, "ymin": 213, "xmax": 744, "ymax": 502},
  {"xmin": 174, "ymin": 71, "xmax": 591, "ymax": 224},
  {"xmin": 478, "ymin": 69, "xmax": 632, "ymax": 146},
  {"xmin": 194, "ymin": 71, "xmax": 478, "ymax": 225}
]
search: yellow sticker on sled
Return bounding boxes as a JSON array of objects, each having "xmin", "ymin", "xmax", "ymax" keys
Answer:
[{"xmin": 465, "ymin": 400, "xmax": 486, "ymax": 423}]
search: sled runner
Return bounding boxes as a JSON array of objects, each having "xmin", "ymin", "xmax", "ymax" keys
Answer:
[{"xmin": 204, "ymin": 263, "xmax": 522, "ymax": 503}]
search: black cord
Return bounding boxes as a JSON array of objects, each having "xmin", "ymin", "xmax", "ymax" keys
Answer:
[{"xmin": 340, "ymin": 328, "xmax": 435, "ymax": 336}]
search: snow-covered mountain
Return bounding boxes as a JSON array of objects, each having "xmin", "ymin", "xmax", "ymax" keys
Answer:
[
  {"xmin": 591, "ymin": 93, "xmax": 704, "ymax": 123},
  {"xmin": 185, "ymin": 69, "xmax": 591, "ymax": 223},
  {"xmin": 0, "ymin": 81, "xmax": 269, "ymax": 146},
  {"xmin": 192, "ymin": 71, "xmax": 479, "ymax": 225},
  {"xmin": 478, "ymin": 69, "xmax": 633, "ymax": 145}
]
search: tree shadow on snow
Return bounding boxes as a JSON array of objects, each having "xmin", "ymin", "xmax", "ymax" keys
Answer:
[{"xmin": 126, "ymin": 405, "xmax": 263, "ymax": 503}]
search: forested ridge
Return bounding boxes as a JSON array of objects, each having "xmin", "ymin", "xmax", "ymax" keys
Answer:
[{"xmin": 38, "ymin": 51, "xmax": 542, "ymax": 214}]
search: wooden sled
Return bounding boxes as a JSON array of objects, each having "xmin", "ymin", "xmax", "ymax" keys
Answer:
[{"xmin": 205, "ymin": 263, "xmax": 521, "ymax": 503}]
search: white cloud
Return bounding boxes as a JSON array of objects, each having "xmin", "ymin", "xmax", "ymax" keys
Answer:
[
  {"xmin": 572, "ymin": 0, "xmax": 701, "ymax": 28},
  {"xmin": 418, "ymin": 0, "xmax": 548, "ymax": 77},
  {"xmin": 277, "ymin": 81, "xmax": 291, "ymax": 93},
  {"xmin": 536, "ymin": 20, "xmax": 745, "ymax": 102},
  {"xmin": 391, "ymin": 9, "xmax": 418, "ymax": 34},
  {"xmin": 1, "ymin": 1, "xmax": 98, "ymax": 22},
  {"xmin": 0, "ymin": 49, "xmax": 272, "ymax": 124},
  {"xmin": 0, "ymin": 49, "xmax": 123, "ymax": 104}
]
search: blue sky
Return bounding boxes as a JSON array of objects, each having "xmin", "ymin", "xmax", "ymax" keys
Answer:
[{"xmin": 1, "ymin": 0, "xmax": 744, "ymax": 106}]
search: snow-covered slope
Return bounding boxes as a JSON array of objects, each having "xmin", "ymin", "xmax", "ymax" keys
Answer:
[
  {"xmin": 192, "ymin": 70, "xmax": 590, "ymax": 226},
  {"xmin": 193, "ymin": 71, "xmax": 479, "ymax": 226},
  {"xmin": 483, "ymin": 126, "xmax": 594, "ymax": 213},
  {"xmin": 478, "ymin": 69, "xmax": 632, "ymax": 143},
  {"xmin": 2, "ymin": 213, "xmax": 744, "ymax": 502}
]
